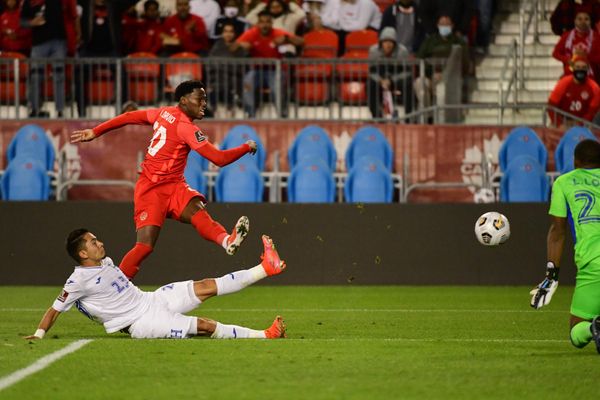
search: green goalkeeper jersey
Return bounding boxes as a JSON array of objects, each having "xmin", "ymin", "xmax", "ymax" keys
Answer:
[{"xmin": 549, "ymin": 168, "xmax": 600, "ymax": 267}]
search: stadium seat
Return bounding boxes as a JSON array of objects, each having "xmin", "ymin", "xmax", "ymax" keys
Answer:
[
  {"xmin": 345, "ymin": 126, "xmax": 393, "ymax": 171},
  {"xmin": 6, "ymin": 124, "xmax": 55, "ymax": 171},
  {"xmin": 288, "ymin": 125, "xmax": 337, "ymax": 171},
  {"xmin": 215, "ymin": 160, "xmax": 263, "ymax": 202},
  {"xmin": 125, "ymin": 52, "xmax": 160, "ymax": 104},
  {"xmin": 165, "ymin": 52, "xmax": 202, "ymax": 94},
  {"xmin": 500, "ymin": 155, "xmax": 549, "ymax": 202},
  {"xmin": 295, "ymin": 30, "xmax": 338, "ymax": 104},
  {"xmin": 288, "ymin": 157, "xmax": 336, "ymax": 203},
  {"xmin": 344, "ymin": 156, "xmax": 394, "ymax": 203},
  {"xmin": 344, "ymin": 30, "xmax": 378, "ymax": 54},
  {"xmin": 87, "ymin": 66, "xmax": 115, "ymax": 104},
  {"xmin": 0, "ymin": 51, "xmax": 27, "ymax": 104},
  {"xmin": 336, "ymin": 52, "xmax": 369, "ymax": 104},
  {"xmin": 555, "ymin": 126, "xmax": 597, "ymax": 174},
  {"xmin": 498, "ymin": 126, "xmax": 547, "ymax": 172},
  {"xmin": 183, "ymin": 151, "xmax": 207, "ymax": 194},
  {"xmin": 0, "ymin": 157, "xmax": 50, "ymax": 200},
  {"xmin": 221, "ymin": 125, "xmax": 266, "ymax": 171}
]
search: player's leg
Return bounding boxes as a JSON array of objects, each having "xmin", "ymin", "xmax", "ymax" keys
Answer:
[
  {"xmin": 569, "ymin": 315, "xmax": 593, "ymax": 348},
  {"xmin": 569, "ymin": 261, "xmax": 600, "ymax": 349},
  {"xmin": 120, "ymin": 225, "xmax": 160, "ymax": 279},
  {"xmin": 197, "ymin": 315, "xmax": 286, "ymax": 339}
]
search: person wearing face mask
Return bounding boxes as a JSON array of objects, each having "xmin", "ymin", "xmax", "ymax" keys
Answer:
[
  {"xmin": 212, "ymin": 0, "xmax": 249, "ymax": 39},
  {"xmin": 246, "ymin": 0, "xmax": 306, "ymax": 34},
  {"xmin": 553, "ymin": 9, "xmax": 600, "ymax": 85},
  {"xmin": 380, "ymin": 0, "xmax": 425, "ymax": 54},
  {"xmin": 548, "ymin": 55, "xmax": 600, "ymax": 128}
]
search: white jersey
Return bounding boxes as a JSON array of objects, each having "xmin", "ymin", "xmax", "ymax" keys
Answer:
[{"xmin": 52, "ymin": 258, "xmax": 152, "ymax": 333}]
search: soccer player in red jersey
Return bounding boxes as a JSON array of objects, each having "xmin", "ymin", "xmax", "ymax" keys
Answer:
[
  {"xmin": 71, "ymin": 80, "xmax": 257, "ymax": 280},
  {"xmin": 548, "ymin": 55, "xmax": 600, "ymax": 127}
]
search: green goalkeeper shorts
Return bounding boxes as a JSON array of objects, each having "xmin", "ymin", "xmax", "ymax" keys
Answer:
[{"xmin": 571, "ymin": 258, "xmax": 600, "ymax": 320}]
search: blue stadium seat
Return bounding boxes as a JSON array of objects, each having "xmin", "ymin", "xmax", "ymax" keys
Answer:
[
  {"xmin": 288, "ymin": 125, "xmax": 337, "ymax": 171},
  {"xmin": 215, "ymin": 160, "xmax": 263, "ymax": 202},
  {"xmin": 554, "ymin": 127, "xmax": 597, "ymax": 174},
  {"xmin": 221, "ymin": 124, "xmax": 266, "ymax": 171},
  {"xmin": 7, "ymin": 124, "xmax": 55, "ymax": 171},
  {"xmin": 288, "ymin": 157, "xmax": 336, "ymax": 203},
  {"xmin": 344, "ymin": 156, "xmax": 394, "ymax": 203},
  {"xmin": 500, "ymin": 155, "xmax": 549, "ymax": 202},
  {"xmin": 184, "ymin": 151, "xmax": 207, "ymax": 194},
  {"xmin": 498, "ymin": 126, "xmax": 547, "ymax": 172},
  {"xmin": 345, "ymin": 126, "xmax": 393, "ymax": 172},
  {"xmin": 1, "ymin": 157, "xmax": 50, "ymax": 200}
]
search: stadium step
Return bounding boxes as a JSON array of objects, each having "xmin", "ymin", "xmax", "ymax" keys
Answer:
[
  {"xmin": 487, "ymin": 43, "xmax": 556, "ymax": 57},
  {"xmin": 478, "ymin": 56, "xmax": 561, "ymax": 68},
  {"xmin": 471, "ymin": 89, "xmax": 549, "ymax": 103},
  {"xmin": 475, "ymin": 79, "xmax": 556, "ymax": 92},
  {"xmin": 475, "ymin": 65, "xmax": 562, "ymax": 80},
  {"xmin": 493, "ymin": 33, "xmax": 558, "ymax": 46}
]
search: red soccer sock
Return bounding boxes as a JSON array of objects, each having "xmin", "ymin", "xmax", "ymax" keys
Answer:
[
  {"xmin": 191, "ymin": 209, "xmax": 228, "ymax": 247},
  {"xmin": 119, "ymin": 242, "xmax": 153, "ymax": 279}
]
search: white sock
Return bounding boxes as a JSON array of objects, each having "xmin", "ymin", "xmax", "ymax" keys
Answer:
[
  {"xmin": 221, "ymin": 235, "xmax": 230, "ymax": 249},
  {"xmin": 211, "ymin": 322, "xmax": 266, "ymax": 339},
  {"xmin": 215, "ymin": 265, "xmax": 267, "ymax": 296}
]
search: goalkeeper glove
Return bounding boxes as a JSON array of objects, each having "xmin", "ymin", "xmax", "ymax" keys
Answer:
[{"xmin": 530, "ymin": 262, "xmax": 559, "ymax": 309}]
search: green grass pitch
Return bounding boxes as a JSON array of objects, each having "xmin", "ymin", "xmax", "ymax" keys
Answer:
[{"xmin": 0, "ymin": 285, "xmax": 598, "ymax": 399}]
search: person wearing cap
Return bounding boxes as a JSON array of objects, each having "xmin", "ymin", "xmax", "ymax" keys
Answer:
[
  {"xmin": 367, "ymin": 26, "xmax": 413, "ymax": 120},
  {"xmin": 548, "ymin": 55, "xmax": 600, "ymax": 128}
]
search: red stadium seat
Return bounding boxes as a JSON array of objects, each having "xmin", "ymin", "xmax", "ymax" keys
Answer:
[
  {"xmin": 87, "ymin": 67, "xmax": 115, "ymax": 104},
  {"xmin": 344, "ymin": 30, "xmax": 378, "ymax": 55},
  {"xmin": 295, "ymin": 81, "xmax": 329, "ymax": 103},
  {"xmin": 125, "ymin": 52, "xmax": 160, "ymax": 104},
  {"xmin": 165, "ymin": 52, "xmax": 202, "ymax": 94},
  {"xmin": 0, "ymin": 51, "xmax": 27, "ymax": 103},
  {"xmin": 295, "ymin": 30, "xmax": 338, "ymax": 104},
  {"xmin": 336, "ymin": 52, "xmax": 369, "ymax": 104}
]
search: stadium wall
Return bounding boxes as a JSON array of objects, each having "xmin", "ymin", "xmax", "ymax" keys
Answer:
[{"xmin": 0, "ymin": 202, "xmax": 575, "ymax": 286}]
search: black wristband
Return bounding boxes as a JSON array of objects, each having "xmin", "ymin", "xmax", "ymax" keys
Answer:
[{"xmin": 546, "ymin": 261, "xmax": 559, "ymax": 280}]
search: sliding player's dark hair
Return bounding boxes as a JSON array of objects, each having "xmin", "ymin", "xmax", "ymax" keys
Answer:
[
  {"xmin": 574, "ymin": 139, "xmax": 600, "ymax": 167},
  {"xmin": 66, "ymin": 228, "xmax": 90, "ymax": 263},
  {"xmin": 174, "ymin": 80, "xmax": 205, "ymax": 102}
]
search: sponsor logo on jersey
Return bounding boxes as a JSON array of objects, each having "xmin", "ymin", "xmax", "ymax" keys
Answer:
[
  {"xmin": 160, "ymin": 110, "xmax": 176, "ymax": 124},
  {"xmin": 57, "ymin": 290, "xmax": 69, "ymax": 303},
  {"xmin": 582, "ymin": 91, "xmax": 589, "ymax": 100},
  {"xmin": 195, "ymin": 131, "xmax": 206, "ymax": 143}
]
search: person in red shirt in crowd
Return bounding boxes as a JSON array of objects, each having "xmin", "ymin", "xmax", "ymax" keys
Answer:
[
  {"xmin": 162, "ymin": 0, "xmax": 209, "ymax": 55},
  {"xmin": 121, "ymin": 3, "xmax": 139, "ymax": 55},
  {"xmin": 0, "ymin": 0, "xmax": 32, "ymax": 54},
  {"xmin": 234, "ymin": 10, "xmax": 303, "ymax": 117},
  {"xmin": 552, "ymin": 9, "xmax": 600, "ymax": 84},
  {"xmin": 550, "ymin": 0, "xmax": 600, "ymax": 35},
  {"xmin": 134, "ymin": 0, "xmax": 163, "ymax": 54},
  {"xmin": 70, "ymin": 80, "xmax": 257, "ymax": 280},
  {"xmin": 548, "ymin": 55, "xmax": 600, "ymax": 128}
]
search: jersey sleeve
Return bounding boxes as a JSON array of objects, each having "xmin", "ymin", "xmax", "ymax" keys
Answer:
[
  {"xmin": 92, "ymin": 110, "xmax": 154, "ymax": 137},
  {"xmin": 51, "ymin": 275, "xmax": 85, "ymax": 312},
  {"xmin": 549, "ymin": 178, "xmax": 568, "ymax": 218},
  {"xmin": 178, "ymin": 123, "xmax": 251, "ymax": 167}
]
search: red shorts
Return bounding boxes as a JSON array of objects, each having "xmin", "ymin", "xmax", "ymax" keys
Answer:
[{"xmin": 133, "ymin": 175, "xmax": 206, "ymax": 229}]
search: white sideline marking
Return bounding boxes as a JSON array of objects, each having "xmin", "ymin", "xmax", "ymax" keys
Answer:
[
  {"xmin": 0, "ymin": 308, "xmax": 567, "ymax": 313},
  {"xmin": 0, "ymin": 339, "xmax": 93, "ymax": 392}
]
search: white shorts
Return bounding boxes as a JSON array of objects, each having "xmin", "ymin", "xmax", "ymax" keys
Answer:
[{"xmin": 129, "ymin": 281, "xmax": 201, "ymax": 339}]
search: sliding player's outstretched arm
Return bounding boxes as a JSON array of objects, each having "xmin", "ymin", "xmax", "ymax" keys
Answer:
[
  {"xmin": 71, "ymin": 110, "xmax": 154, "ymax": 143},
  {"xmin": 24, "ymin": 307, "xmax": 62, "ymax": 340}
]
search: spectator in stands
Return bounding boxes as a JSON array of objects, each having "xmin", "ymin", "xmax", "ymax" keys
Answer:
[
  {"xmin": 246, "ymin": 0, "xmax": 306, "ymax": 35},
  {"xmin": 553, "ymin": 9, "xmax": 600, "ymax": 84},
  {"xmin": 413, "ymin": 14, "xmax": 469, "ymax": 109},
  {"xmin": 207, "ymin": 21, "xmax": 248, "ymax": 115},
  {"xmin": 133, "ymin": 0, "xmax": 163, "ymax": 54},
  {"xmin": 418, "ymin": 0, "xmax": 475, "ymax": 42},
  {"xmin": 134, "ymin": 0, "xmax": 176, "ymax": 18},
  {"xmin": 80, "ymin": 0, "xmax": 138, "ymax": 55},
  {"xmin": 235, "ymin": 10, "xmax": 304, "ymax": 117},
  {"xmin": 162, "ymin": 0, "xmax": 209, "ymax": 55},
  {"xmin": 121, "ymin": 4, "xmax": 139, "ymax": 55},
  {"xmin": 190, "ymin": 0, "xmax": 221, "ymax": 39},
  {"xmin": 0, "ymin": 0, "xmax": 32, "ymax": 54},
  {"xmin": 379, "ymin": 0, "xmax": 424, "ymax": 54},
  {"xmin": 300, "ymin": 0, "xmax": 327, "ymax": 33},
  {"xmin": 368, "ymin": 27, "xmax": 413, "ymax": 119},
  {"xmin": 212, "ymin": 0, "xmax": 249, "ymax": 39},
  {"xmin": 322, "ymin": 0, "xmax": 381, "ymax": 54},
  {"xmin": 474, "ymin": 0, "xmax": 495, "ymax": 53},
  {"xmin": 548, "ymin": 55, "xmax": 600, "ymax": 128},
  {"xmin": 21, "ymin": 0, "xmax": 80, "ymax": 118},
  {"xmin": 121, "ymin": 100, "xmax": 139, "ymax": 112},
  {"xmin": 550, "ymin": 0, "xmax": 600, "ymax": 36}
]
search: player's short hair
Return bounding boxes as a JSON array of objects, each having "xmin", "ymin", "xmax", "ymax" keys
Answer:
[
  {"xmin": 174, "ymin": 80, "xmax": 205, "ymax": 102},
  {"xmin": 258, "ymin": 9, "xmax": 272, "ymax": 19},
  {"xmin": 66, "ymin": 228, "xmax": 90, "ymax": 263},
  {"xmin": 144, "ymin": 0, "xmax": 159, "ymax": 10},
  {"xmin": 575, "ymin": 139, "xmax": 600, "ymax": 167}
]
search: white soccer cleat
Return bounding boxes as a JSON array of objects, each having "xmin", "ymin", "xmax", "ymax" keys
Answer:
[{"xmin": 225, "ymin": 216, "xmax": 250, "ymax": 255}]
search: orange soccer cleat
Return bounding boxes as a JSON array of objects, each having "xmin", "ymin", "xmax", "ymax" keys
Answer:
[
  {"xmin": 264, "ymin": 316, "xmax": 287, "ymax": 339},
  {"xmin": 260, "ymin": 235, "xmax": 286, "ymax": 276},
  {"xmin": 226, "ymin": 216, "xmax": 250, "ymax": 255}
]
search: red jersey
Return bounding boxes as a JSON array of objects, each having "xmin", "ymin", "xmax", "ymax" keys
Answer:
[
  {"xmin": 552, "ymin": 28, "xmax": 600, "ymax": 78},
  {"xmin": 236, "ymin": 27, "xmax": 291, "ymax": 58},
  {"xmin": 92, "ymin": 106, "xmax": 251, "ymax": 183},
  {"xmin": 548, "ymin": 74, "xmax": 600, "ymax": 125},
  {"xmin": 121, "ymin": 12, "xmax": 139, "ymax": 55},
  {"xmin": 135, "ymin": 19, "xmax": 163, "ymax": 54},
  {"xmin": 163, "ymin": 14, "xmax": 208, "ymax": 54},
  {"xmin": 0, "ymin": 9, "xmax": 31, "ymax": 53}
]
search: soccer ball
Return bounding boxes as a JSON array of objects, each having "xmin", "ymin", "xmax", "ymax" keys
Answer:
[{"xmin": 474, "ymin": 212, "xmax": 510, "ymax": 246}]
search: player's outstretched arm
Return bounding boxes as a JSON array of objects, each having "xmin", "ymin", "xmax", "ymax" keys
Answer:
[
  {"xmin": 72, "ymin": 110, "xmax": 153, "ymax": 143},
  {"xmin": 71, "ymin": 129, "xmax": 96, "ymax": 143},
  {"xmin": 530, "ymin": 216, "xmax": 566, "ymax": 309},
  {"xmin": 196, "ymin": 140, "xmax": 255, "ymax": 167},
  {"xmin": 24, "ymin": 307, "xmax": 61, "ymax": 340}
]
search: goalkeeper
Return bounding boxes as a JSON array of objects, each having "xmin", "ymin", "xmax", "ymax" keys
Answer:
[{"xmin": 530, "ymin": 139, "xmax": 600, "ymax": 352}]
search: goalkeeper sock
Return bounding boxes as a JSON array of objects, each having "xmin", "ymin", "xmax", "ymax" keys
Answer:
[
  {"xmin": 570, "ymin": 321, "xmax": 593, "ymax": 348},
  {"xmin": 119, "ymin": 242, "xmax": 153, "ymax": 279},
  {"xmin": 190, "ymin": 209, "xmax": 228, "ymax": 246},
  {"xmin": 211, "ymin": 322, "xmax": 266, "ymax": 339},
  {"xmin": 214, "ymin": 265, "xmax": 267, "ymax": 296}
]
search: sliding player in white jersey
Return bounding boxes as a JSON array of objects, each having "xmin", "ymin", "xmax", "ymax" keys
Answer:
[{"xmin": 25, "ymin": 229, "xmax": 286, "ymax": 340}]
